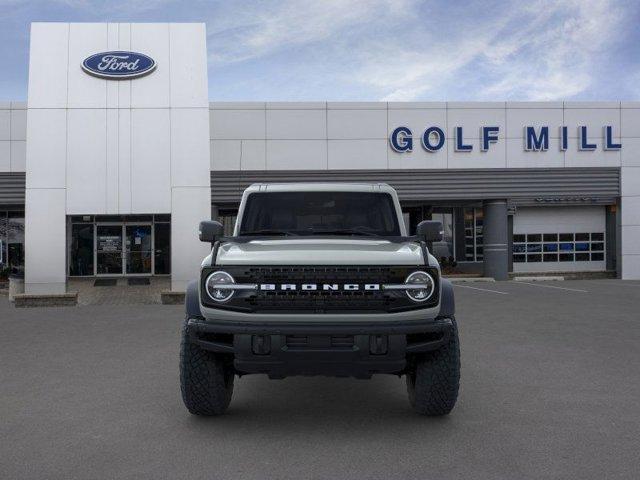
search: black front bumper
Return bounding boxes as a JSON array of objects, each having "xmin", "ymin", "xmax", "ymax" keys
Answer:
[{"xmin": 186, "ymin": 317, "xmax": 454, "ymax": 379}]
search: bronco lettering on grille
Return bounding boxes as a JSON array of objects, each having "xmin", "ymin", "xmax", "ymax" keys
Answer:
[{"xmin": 259, "ymin": 284, "xmax": 381, "ymax": 291}]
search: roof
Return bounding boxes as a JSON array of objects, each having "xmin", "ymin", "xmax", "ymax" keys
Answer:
[{"xmin": 244, "ymin": 182, "xmax": 396, "ymax": 194}]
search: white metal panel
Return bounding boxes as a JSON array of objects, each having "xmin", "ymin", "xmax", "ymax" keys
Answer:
[
  {"xmin": 388, "ymin": 141, "xmax": 447, "ymax": 170},
  {"xmin": 447, "ymin": 139, "xmax": 506, "ymax": 168},
  {"xmin": 66, "ymin": 109, "xmax": 107, "ymax": 214},
  {"xmin": 10, "ymin": 141, "xmax": 26, "ymax": 172},
  {"xmin": 67, "ymin": 23, "xmax": 108, "ymax": 109},
  {"xmin": 210, "ymin": 102, "xmax": 265, "ymax": 110},
  {"xmin": 621, "ymin": 166, "xmax": 640, "ymax": 196},
  {"xmin": 506, "ymin": 108, "xmax": 563, "ymax": 138},
  {"xmin": 27, "ymin": 23, "xmax": 69, "ymax": 108},
  {"xmin": 10, "ymin": 109, "xmax": 27, "ymax": 141},
  {"xmin": 267, "ymin": 102, "xmax": 325, "ymax": 110},
  {"xmin": 169, "ymin": 23, "xmax": 208, "ymax": 108},
  {"xmin": 506, "ymin": 138, "xmax": 564, "ymax": 168},
  {"xmin": 621, "ymin": 196, "xmax": 640, "ymax": 226},
  {"xmin": 171, "ymin": 186, "xmax": 211, "ymax": 291},
  {"xmin": 447, "ymin": 108, "xmax": 506, "ymax": 139},
  {"xmin": 507, "ymin": 101, "xmax": 564, "ymax": 109},
  {"xmin": 105, "ymin": 108, "xmax": 118, "ymax": 212},
  {"xmin": 387, "ymin": 108, "xmax": 447, "ymax": 141},
  {"xmin": 564, "ymin": 141, "xmax": 621, "ymax": 167},
  {"xmin": 328, "ymin": 109, "xmax": 387, "ymax": 139},
  {"xmin": 240, "ymin": 140, "xmax": 266, "ymax": 170},
  {"xmin": 0, "ymin": 142, "xmax": 9, "ymax": 171},
  {"xmin": 24, "ymin": 188, "xmax": 66, "ymax": 294},
  {"xmin": 387, "ymin": 102, "xmax": 445, "ymax": 109},
  {"xmin": 266, "ymin": 140, "xmax": 327, "ymax": 170},
  {"xmin": 621, "ymin": 226, "xmax": 640, "ymax": 255},
  {"xmin": 211, "ymin": 140, "xmax": 241, "ymax": 170},
  {"xmin": 621, "ymin": 108, "xmax": 640, "ymax": 138},
  {"xmin": 210, "ymin": 109, "xmax": 265, "ymax": 140},
  {"xmin": 327, "ymin": 102, "xmax": 386, "ymax": 110},
  {"xmin": 25, "ymin": 109, "xmax": 67, "ymax": 189},
  {"xmin": 106, "ymin": 23, "xmax": 119, "ymax": 108},
  {"xmin": 117, "ymin": 23, "xmax": 132, "ymax": 108},
  {"xmin": 170, "ymin": 108, "xmax": 210, "ymax": 186},
  {"xmin": 130, "ymin": 108, "xmax": 171, "ymax": 212},
  {"xmin": 328, "ymin": 139, "xmax": 387, "ymax": 169},
  {"xmin": 130, "ymin": 23, "xmax": 170, "ymax": 108},
  {"xmin": 0, "ymin": 110, "xmax": 10, "ymax": 140},
  {"xmin": 622, "ymin": 138, "xmax": 640, "ymax": 166},
  {"xmin": 621, "ymin": 253, "xmax": 640, "ymax": 279},
  {"xmin": 117, "ymin": 108, "xmax": 132, "ymax": 212},
  {"xmin": 514, "ymin": 206, "xmax": 605, "ymax": 233},
  {"xmin": 513, "ymin": 261, "xmax": 605, "ymax": 273},
  {"xmin": 266, "ymin": 109, "xmax": 326, "ymax": 139},
  {"xmin": 563, "ymin": 108, "xmax": 621, "ymax": 138}
]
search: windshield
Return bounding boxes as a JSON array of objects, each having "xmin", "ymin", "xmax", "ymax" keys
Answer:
[{"xmin": 238, "ymin": 191, "xmax": 401, "ymax": 237}]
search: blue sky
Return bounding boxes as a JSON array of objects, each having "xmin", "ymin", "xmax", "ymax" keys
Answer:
[{"xmin": 1, "ymin": 0, "xmax": 639, "ymax": 101}]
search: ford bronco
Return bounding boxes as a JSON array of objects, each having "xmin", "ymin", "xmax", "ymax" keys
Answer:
[{"xmin": 180, "ymin": 183, "xmax": 460, "ymax": 415}]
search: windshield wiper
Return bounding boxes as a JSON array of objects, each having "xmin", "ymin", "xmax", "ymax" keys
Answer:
[{"xmin": 240, "ymin": 229, "xmax": 299, "ymax": 236}]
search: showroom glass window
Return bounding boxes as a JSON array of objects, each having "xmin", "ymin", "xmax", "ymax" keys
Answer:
[
  {"xmin": 463, "ymin": 208, "xmax": 484, "ymax": 262},
  {"xmin": 0, "ymin": 211, "xmax": 25, "ymax": 274},
  {"xmin": 512, "ymin": 232, "xmax": 605, "ymax": 263}
]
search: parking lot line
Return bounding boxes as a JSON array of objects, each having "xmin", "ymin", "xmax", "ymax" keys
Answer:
[
  {"xmin": 513, "ymin": 281, "xmax": 588, "ymax": 293},
  {"xmin": 453, "ymin": 284, "xmax": 509, "ymax": 295},
  {"xmin": 589, "ymin": 281, "xmax": 640, "ymax": 287}
]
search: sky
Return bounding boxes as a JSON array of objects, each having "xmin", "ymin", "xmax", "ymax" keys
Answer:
[{"xmin": 0, "ymin": 0, "xmax": 639, "ymax": 102}]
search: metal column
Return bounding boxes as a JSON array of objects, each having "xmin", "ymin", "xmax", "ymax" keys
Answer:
[{"xmin": 483, "ymin": 200, "xmax": 509, "ymax": 280}]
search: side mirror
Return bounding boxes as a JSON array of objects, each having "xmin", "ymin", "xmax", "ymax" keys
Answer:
[
  {"xmin": 416, "ymin": 220, "xmax": 443, "ymax": 242},
  {"xmin": 199, "ymin": 220, "xmax": 224, "ymax": 243}
]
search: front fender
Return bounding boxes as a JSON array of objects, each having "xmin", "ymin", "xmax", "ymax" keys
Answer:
[
  {"xmin": 185, "ymin": 280, "xmax": 203, "ymax": 319},
  {"xmin": 438, "ymin": 278, "xmax": 455, "ymax": 318}
]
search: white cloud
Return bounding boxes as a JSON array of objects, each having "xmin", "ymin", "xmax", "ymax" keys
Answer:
[
  {"xmin": 357, "ymin": 0, "xmax": 626, "ymax": 101},
  {"xmin": 205, "ymin": 0, "xmax": 627, "ymax": 101},
  {"xmin": 207, "ymin": 0, "xmax": 412, "ymax": 64},
  {"xmin": 475, "ymin": 0, "xmax": 624, "ymax": 100}
]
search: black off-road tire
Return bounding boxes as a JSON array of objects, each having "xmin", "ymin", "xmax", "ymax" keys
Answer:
[
  {"xmin": 180, "ymin": 319, "xmax": 234, "ymax": 416},
  {"xmin": 406, "ymin": 317, "xmax": 460, "ymax": 415}
]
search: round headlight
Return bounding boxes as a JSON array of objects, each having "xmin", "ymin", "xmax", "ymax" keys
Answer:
[
  {"xmin": 205, "ymin": 271, "xmax": 235, "ymax": 302},
  {"xmin": 404, "ymin": 271, "xmax": 435, "ymax": 302}
]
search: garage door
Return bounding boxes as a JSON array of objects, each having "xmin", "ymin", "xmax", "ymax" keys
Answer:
[{"xmin": 513, "ymin": 206, "xmax": 606, "ymax": 273}]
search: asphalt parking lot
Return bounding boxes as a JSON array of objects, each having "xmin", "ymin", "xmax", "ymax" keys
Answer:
[{"xmin": 2, "ymin": 279, "xmax": 640, "ymax": 480}]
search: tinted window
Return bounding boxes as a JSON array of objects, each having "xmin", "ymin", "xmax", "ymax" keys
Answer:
[{"xmin": 239, "ymin": 192, "xmax": 400, "ymax": 236}]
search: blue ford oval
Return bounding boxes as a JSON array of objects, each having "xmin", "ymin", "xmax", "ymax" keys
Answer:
[{"xmin": 82, "ymin": 51, "xmax": 156, "ymax": 79}]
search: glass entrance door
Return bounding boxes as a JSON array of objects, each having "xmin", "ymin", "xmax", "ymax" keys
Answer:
[
  {"xmin": 96, "ymin": 225, "xmax": 123, "ymax": 275},
  {"xmin": 125, "ymin": 225, "xmax": 152, "ymax": 275}
]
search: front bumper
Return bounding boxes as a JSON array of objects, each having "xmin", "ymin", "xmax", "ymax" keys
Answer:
[{"xmin": 186, "ymin": 316, "xmax": 454, "ymax": 378}]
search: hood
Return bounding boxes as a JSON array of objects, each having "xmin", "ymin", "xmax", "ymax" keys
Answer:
[{"xmin": 214, "ymin": 238, "xmax": 425, "ymax": 266}]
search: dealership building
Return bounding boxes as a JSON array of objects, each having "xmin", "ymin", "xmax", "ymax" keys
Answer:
[{"xmin": 1, "ymin": 22, "xmax": 639, "ymax": 295}]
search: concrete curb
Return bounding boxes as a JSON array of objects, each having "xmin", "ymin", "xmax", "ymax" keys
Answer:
[
  {"xmin": 161, "ymin": 291, "xmax": 185, "ymax": 305},
  {"xmin": 446, "ymin": 277, "xmax": 496, "ymax": 283},
  {"xmin": 514, "ymin": 276, "xmax": 565, "ymax": 282},
  {"xmin": 14, "ymin": 292, "xmax": 78, "ymax": 308}
]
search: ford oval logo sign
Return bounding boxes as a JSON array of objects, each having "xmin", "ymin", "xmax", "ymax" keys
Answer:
[{"xmin": 82, "ymin": 51, "xmax": 156, "ymax": 80}]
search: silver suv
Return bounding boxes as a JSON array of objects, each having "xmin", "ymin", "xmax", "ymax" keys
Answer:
[{"xmin": 180, "ymin": 183, "xmax": 460, "ymax": 416}]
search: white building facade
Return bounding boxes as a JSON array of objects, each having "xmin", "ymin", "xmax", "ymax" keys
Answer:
[{"xmin": 0, "ymin": 22, "xmax": 639, "ymax": 294}]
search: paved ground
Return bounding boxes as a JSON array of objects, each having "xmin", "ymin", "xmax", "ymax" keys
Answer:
[
  {"xmin": 1, "ymin": 279, "xmax": 640, "ymax": 480},
  {"xmin": 69, "ymin": 277, "xmax": 170, "ymax": 305}
]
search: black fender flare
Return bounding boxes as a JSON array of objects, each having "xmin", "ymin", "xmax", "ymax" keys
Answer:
[
  {"xmin": 185, "ymin": 280, "xmax": 203, "ymax": 319},
  {"xmin": 438, "ymin": 278, "xmax": 455, "ymax": 318}
]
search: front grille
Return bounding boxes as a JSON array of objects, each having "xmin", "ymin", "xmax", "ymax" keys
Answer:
[
  {"xmin": 201, "ymin": 265, "xmax": 438, "ymax": 313},
  {"xmin": 243, "ymin": 266, "xmax": 403, "ymax": 312}
]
